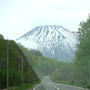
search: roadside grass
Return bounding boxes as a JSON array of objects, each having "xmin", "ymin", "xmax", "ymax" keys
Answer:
[
  {"xmin": 50, "ymin": 75, "xmax": 89, "ymax": 89},
  {"xmin": 13, "ymin": 81, "xmax": 41, "ymax": 90}
]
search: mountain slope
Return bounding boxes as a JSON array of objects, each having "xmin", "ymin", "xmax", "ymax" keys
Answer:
[
  {"xmin": 18, "ymin": 25, "xmax": 77, "ymax": 61},
  {"xmin": 0, "ymin": 35, "xmax": 39, "ymax": 89}
]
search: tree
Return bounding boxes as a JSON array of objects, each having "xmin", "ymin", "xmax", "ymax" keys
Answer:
[
  {"xmin": 0, "ymin": 34, "xmax": 4, "ymax": 39},
  {"xmin": 75, "ymin": 16, "xmax": 90, "ymax": 86}
]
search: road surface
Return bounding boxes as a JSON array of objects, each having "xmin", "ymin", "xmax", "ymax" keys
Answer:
[{"xmin": 33, "ymin": 76, "xmax": 85, "ymax": 90}]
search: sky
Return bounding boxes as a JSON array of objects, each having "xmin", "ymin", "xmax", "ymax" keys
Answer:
[{"xmin": 0, "ymin": 0, "xmax": 90, "ymax": 40}]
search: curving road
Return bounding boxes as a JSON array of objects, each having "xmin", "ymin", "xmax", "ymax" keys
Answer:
[{"xmin": 33, "ymin": 76, "xmax": 85, "ymax": 90}]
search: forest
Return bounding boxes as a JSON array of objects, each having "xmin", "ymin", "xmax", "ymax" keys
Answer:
[
  {"xmin": 51, "ymin": 16, "xmax": 90, "ymax": 88},
  {"xmin": 0, "ymin": 36, "xmax": 39, "ymax": 89}
]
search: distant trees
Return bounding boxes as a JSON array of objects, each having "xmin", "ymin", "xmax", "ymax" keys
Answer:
[
  {"xmin": 0, "ymin": 34, "xmax": 4, "ymax": 39},
  {"xmin": 50, "ymin": 62, "xmax": 76, "ymax": 85},
  {"xmin": 30, "ymin": 49, "xmax": 43, "ymax": 56},
  {"xmin": 18, "ymin": 44, "xmax": 58, "ymax": 78}
]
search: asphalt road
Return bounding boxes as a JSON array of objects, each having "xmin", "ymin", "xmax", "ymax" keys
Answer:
[{"xmin": 33, "ymin": 76, "xmax": 85, "ymax": 90}]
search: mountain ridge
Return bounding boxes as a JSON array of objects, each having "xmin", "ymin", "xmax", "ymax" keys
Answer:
[
  {"xmin": 17, "ymin": 25, "xmax": 71, "ymax": 40},
  {"xmin": 17, "ymin": 25, "xmax": 77, "ymax": 61}
]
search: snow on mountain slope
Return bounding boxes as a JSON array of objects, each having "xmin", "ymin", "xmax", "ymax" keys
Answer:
[{"xmin": 17, "ymin": 25, "xmax": 77, "ymax": 61}]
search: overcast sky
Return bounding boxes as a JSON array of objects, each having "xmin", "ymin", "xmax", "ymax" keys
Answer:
[{"xmin": 0, "ymin": 0, "xmax": 90, "ymax": 40}]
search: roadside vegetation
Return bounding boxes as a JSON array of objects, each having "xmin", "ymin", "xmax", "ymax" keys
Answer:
[
  {"xmin": 13, "ymin": 81, "xmax": 40, "ymax": 90},
  {"xmin": 18, "ymin": 44, "xmax": 58, "ymax": 78},
  {"xmin": 74, "ymin": 16, "xmax": 90, "ymax": 88},
  {"xmin": 50, "ymin": 16, "xmax": 90, "ymax": 89},
  {"xmin": 0, "ymin": 36, "xmax": 39, "ymax": 90}
]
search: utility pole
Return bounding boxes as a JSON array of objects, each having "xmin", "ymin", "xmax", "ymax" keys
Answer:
[
  {"xmin": 88, "ymin": 57, "xmax": 90, "ymax": 84},
  {"xmin": 21, "ymin": 56, "xmax": 23, "ymax": 89},
  {"xmin": 28, "ymin": 65, "xmax": 30, "ymax": 83},
  {"xmin": 6, "ymin": 40, "xmax": 9, "ymax": 90}
]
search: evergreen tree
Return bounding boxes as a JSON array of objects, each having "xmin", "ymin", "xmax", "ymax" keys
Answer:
[{"xmin": 75, "ymin": 16, "xmax": 90, "ymax": 86}]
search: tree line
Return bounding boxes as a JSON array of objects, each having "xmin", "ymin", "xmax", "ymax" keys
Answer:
[
  {"xmin": 51, "ymin": 16, "xmax": 90, "ymax": 89},
  {"xmin": 0, "ymin": 36, "xmax": 39, "ymax": 89}
]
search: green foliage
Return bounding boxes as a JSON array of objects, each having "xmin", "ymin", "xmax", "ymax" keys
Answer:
[
  {"xmin": 74, "ymin": 16, "xmax": 90, "ymax": 85},
  {"xmin": 19, "ymin": 44, "xmax": 79, "ymax": 87},
  {"xmin": 14, "ymin": 80, "xmax": 40, "ymax": 90},
  {"xmin": 0, "ymin": 37, "xmax": 39, "ymax": 89},
  {"xmin": 49, "ymin": 16, "xmax": 90, "ymax": 88},
  {"xmin": 51, "ymin": 62, "xmax": 76, "ymax": 82},
  {"xmin": 0, "ymin": 34, "xmax": 4, "ymax": 39},
  {"xmin": 18, "ymin": 44, "xmax": 58, "ymax": 78}
]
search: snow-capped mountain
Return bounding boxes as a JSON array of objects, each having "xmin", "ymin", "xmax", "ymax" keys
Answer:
[{"xmin": 17, "ymin": 25, "xmax": 77, "ymax": 61}]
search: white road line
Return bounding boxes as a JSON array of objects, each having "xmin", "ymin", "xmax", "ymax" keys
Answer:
[
  {"xmin": 46, "ymin": 76, "xmax": 84, "ymax": 90},
  {"xmin": 33, "ymin": 84, "xmax": 41, "ymax": 90},
  {"xmin": 46, "ymin": 77, "xmax": 60, "ymax": 89},
  {"xmin": 57, "ymin": 88, "xmax": 60, "ymax": 90},
  {"xmin": 52, "ymin": 81, "xmax": 84, "ymax": 90}
]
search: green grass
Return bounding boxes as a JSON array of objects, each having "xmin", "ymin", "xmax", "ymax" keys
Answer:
[
  {"xmin": 51, "ymin": 79, "xmax": 90, "ymax": 89},
  {"xmin": 50, "ymin": 75, "xmax": 88, "ymax": 88},
  {"xmin": 13, "ymin": 81, "xmax": 41, "ymax": 90}
]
